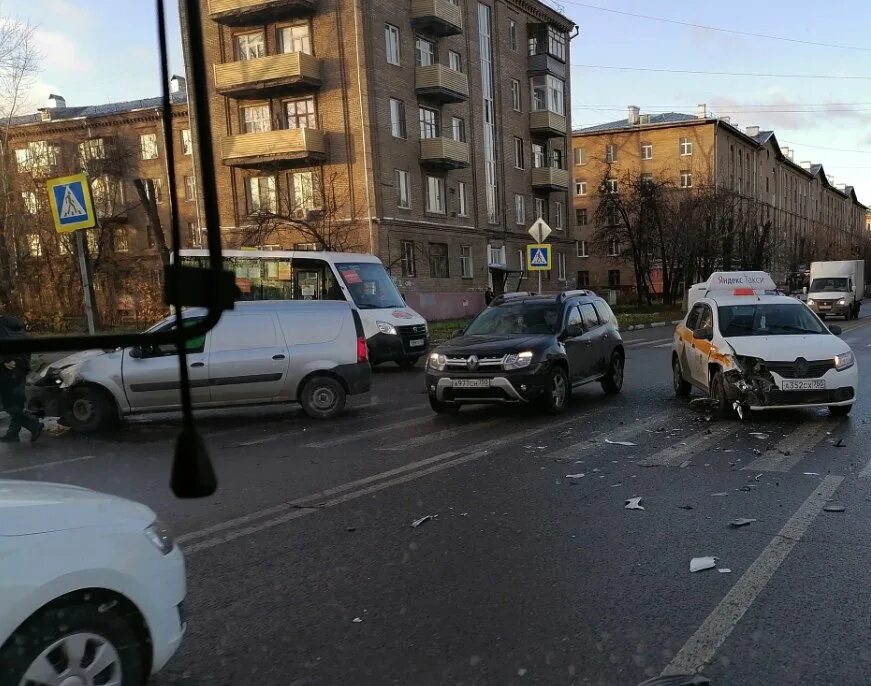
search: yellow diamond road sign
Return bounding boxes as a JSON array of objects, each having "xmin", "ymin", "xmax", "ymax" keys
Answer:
[
  {"xmin": 527, "ymin": 243, "xmax": 552, "ymax": 271},
  {"xmin": 46, "ymin": 173, "xmax": 96, "ymax": 234}
]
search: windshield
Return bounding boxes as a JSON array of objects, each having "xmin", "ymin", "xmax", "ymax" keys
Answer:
[
  {"xmin": 464, "ymin": 302, "xmax": 559, "ymax": 335},
  {"xmin": 718, "ymin": 303, "xmax": 828, "ymax": 337},
  {"xmin": 336, "ymin": 263, "xmax": 405, "ymax": 310},
  {"xmin": 810, "ymin": 277, "xmax": 849, "ymax": 292}
]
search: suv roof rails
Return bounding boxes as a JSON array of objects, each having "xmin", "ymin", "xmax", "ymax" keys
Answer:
[
  {"xmin": 557, "ymin": 289, "xmax": 598, "ymax": 302},
  {"xmin": 490, "ymin": 291, "xmax": 532, "ymax": 306}
]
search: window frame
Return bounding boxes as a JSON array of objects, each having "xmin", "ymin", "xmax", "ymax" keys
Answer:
[
  {"xmin": 395, "ymin": 169, "xmax": 411, "ymax": 209},
  {"xmin": 384, "ymin": 23, "xmax": 401, "ymax": 65},
  {"xmin": 428, "ymin": 242, "xmax": 450, "ymax": 278},
  {"xmin": 459, "ymin": 244, "xmax": 473, "ymax": 278},
  {"xmin": 389, "ymin": 98, "xmax": 407, "ymax": 139},
  {"xmin": 246, "ymin": 175, "xmax": 277, "ymax": 215},
  {"xmin": 573, "ymin": 147, "xmax": 587, "ymax": 165},
  {"xmin": 457, "ymin": 181, "xmax": 468, "ymax": 216},
  {"xmin": 510, "ymin": 79, "xmax": 521, "ymax": 112},
  {"xmin": 414, "ymin": 36, "xmax": 436, "ymax": 67},
  {"xmin": 554, "ymin": 201, "xmax": 564, "ymax": 230},
  {"xmin": 640, "ymin": 142, "xmax": 652, "ymax": 160},
  {"xmin": 400, "ymin": 240, "xmax": 416, "ymax": 277},
  {"xmin": 556, "ymin": 252, "xmax": 566, "ymax": 281},
  {"xmin": 183, "ymin": 175, "xmax": 196, "ymax": 202},
  {"xmin": 604, "ymin": 143, "xmax": 617, "ymax": 163},
  {"xmin": 514, "ymin": 193, "xmax": 526, "ymax": 225},
  {"xmin": 575, "ymin": 181, "xmax": 587, "ymax": 196},
  {"xmin": 679, "ymin": 170, "xmax": 693, "ymax": 189},
  {"xmin": 425, "ymin": 175, "xmax": 445, "ymax": 214},
  {"xmin": 448, "ymin": 49, "xmax": 462, "ymax": 72},
  {"xmin": 240, "ymin": 103, "xmax": 272, "ymax": 134},
  {"xmin": 680, "ymin": 137, "xmax": 693, "ymax": 156},
  {"xmin": 139, "ymin": 133, "xmax": 159, "ymax": 160},
  {"xmin": 575, "ymin": 208, "xmax": 587, "ymax": 226},
  {"xmin": 513, "ymin": 137, "xmax": 525, "ymax": 169},
  {"xmin": 576, "ymin": 239, "xmax": 588, "ymax": 257},
  {"xmin": 451, "ymin": 116, "xmax": 466, "ymax": 142},
  {"xmin": 419, "ymin": 106, "xmax": 440, "ymax": 139}
]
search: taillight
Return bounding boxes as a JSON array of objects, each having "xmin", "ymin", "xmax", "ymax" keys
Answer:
[{"xmin": 357, "ymin": 336, "xmax": 368, "ymax": 363}]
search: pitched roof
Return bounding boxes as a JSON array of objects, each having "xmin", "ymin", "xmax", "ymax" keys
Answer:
[
  {"xmin": 754, "ymin": 130, "xmax": 775, "ymax": 144},
  {"xmin": 574, "ymin": 112, "xmax": 698, "ymax": 134},
  {"xmin": 6, "ymin": 90, "xmax": 188, "ymax": 127}
]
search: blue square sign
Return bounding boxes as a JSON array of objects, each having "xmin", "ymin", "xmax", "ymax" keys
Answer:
[{"xmin": 46, "ymin": 173, "xmax": 96, "ymax": 233}]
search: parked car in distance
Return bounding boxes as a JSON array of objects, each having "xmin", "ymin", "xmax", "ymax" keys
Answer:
[
  {"xmin": 27, "ymin": 300, "xmax": 371, "ymax": 432},
  {"xmin": 425, "ymin": 291, "xmax": 625, "ymax": 414},
  {"xmin": 0, "ymin": 480, "xmax": 185, "ymax": 685}
]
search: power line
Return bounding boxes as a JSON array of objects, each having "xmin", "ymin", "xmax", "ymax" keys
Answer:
[
  {"xmin": 571, "ymin": 105, "xmax": 871, "ymax": 114},
  {"xmin": 563, "ymin": 1, "xmax": 871, "ymax": 52},
  {"xmin": 572, "ymin": 64, "xmax": 871, "ymax": 80},
  {"xmin": 778, "ymin": 139, "xmax": 871, "ymax": 154}
]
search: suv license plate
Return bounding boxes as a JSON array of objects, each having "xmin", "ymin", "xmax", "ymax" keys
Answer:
[
  {"xmin": 781, "ymin": 379, "xmax": 825, "ymax": 391},
  {"xmin": 819, "ymin": 305, "xmax": 831, "ymax": 310},
  {"xmin": 410, "ymin": 338, "xmax": 425, "ymax": 347},
  {"xmin": 453, "ymin": 379, "xmax": 490, "ymax": 389}
]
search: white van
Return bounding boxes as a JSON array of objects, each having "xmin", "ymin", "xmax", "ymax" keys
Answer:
[
  {"xmin": 179, "ymin": 250, "xmax": 429, "ymax": 368},
  {"xmin": 27, "ymin": 301, "xmax": 371, "ymax": 431}
]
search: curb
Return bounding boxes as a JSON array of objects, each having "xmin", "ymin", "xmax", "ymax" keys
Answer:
[{"xmin": 623, "ymin": 319, "xmax": 682, "ymax": 332}]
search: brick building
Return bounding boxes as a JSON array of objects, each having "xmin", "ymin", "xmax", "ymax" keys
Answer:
[
  {"xmin": 2, "ymin": 78, "xmax": 198, "ymax": 326},
  {"xmin": 571, "ymin": 106, "xmax": 868, "ymax": 293},
  {"xmin": 181, "ymin": 0, "xmax": 578, "ymax": 318}
]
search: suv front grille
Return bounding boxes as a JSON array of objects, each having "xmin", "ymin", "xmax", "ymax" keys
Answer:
[{"xmin": 445, "ymin": 355, "xmax": 506, "ymax": 368}]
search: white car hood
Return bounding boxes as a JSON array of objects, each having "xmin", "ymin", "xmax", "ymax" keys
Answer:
[
  {"xmin": 0, "ymin": 480, "xmax": 155, "ymax": 536},
  {"xmin": 724, "ymin": 335, "xmax": 849, "ymax": 361},
  {"xmin": 808, "ymin": 291, "xmax": 851, "ymax": 300}
]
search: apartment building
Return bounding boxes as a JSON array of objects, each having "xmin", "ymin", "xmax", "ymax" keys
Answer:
[
  {"xmin": 3, "ymin": 78, "xmax": 198, "ymax": 324},
  {"xmin": 571, "ymin": 106, "xmax": 868, "ymax": 291},
  {"xmin": 182, "ymin": 0, "xmax": 577, "ymax": 317}
]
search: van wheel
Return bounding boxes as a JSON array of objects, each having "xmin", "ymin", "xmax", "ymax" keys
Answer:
[
  {"xmin": 397, "ymin": 356, "xmax": 420, "ymax": 370},
  {"xmin": 66, "ymin": 386, "xmax": 117, "ymax": 433},
  {"xmin": 300, "ymin": 376, "xmax": 347, "ymax": 419}
]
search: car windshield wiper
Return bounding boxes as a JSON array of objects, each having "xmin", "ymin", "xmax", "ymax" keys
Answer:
[{"xmin": 774, "ymin": 325, "xmax": 821, "ymax": 334}]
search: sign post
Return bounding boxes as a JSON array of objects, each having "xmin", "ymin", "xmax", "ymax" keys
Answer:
[
  {"xmin": 527, "ymin": 218, "xmax": 553, "ymax": 294},
  {"xmin": 46, "ymin": 173, "xmax": 98, "ymax": 334}
]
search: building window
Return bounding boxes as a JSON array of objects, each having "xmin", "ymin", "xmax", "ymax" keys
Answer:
[
  {"xmin": 509, "ymin": 19, "xmax": 517, "ymax": 50},
  {"xmin": 114, "ymin": 227, "xmax": 130, "ymax": 253},
  {"xmin": 21, "ymin": 191, "xmax": 39, "ymax": 214},
  {"xmin": 419, "ymin": 107, "xmax": 440, "ymax": 139},
  {"xmin": 189, "ymin": 222, "xmax": 206, "ymax": 248},
  {"xmin": 529, "ymin": 74, "xmax": 564, "ymax": 115},
  {"xmin": 577, "ymin": 240, "xmax": 588, "ymax": 257},
  {"xmin": 241, "ymin": 104, "xmax": 271, "ymax": 134},
  {"xmin": 247, "ymin": 176, "xmax": 277, "ymax": 214},
  {"xmin": 291, "ymin": 171, "xmax": 320, "ymax": 213},
  {"xmin": 534, "ymin": 197, "xmax": 546, "ymax": 220},
  {"xmin": 604, "ymin": 143, "xmax": 617, "ymax": 163},
  {"xmin": 557, "ymin": 252, "xmax": 566, "ymax": 281},
  {"xmin": 385, "ymin": 23, "xmax": 400, "ymax": 65},
  {"xmin": 680, "ymin": 170, "xmax": 693, "ymax": 189},
  {"xmin": 184, "ymin": 175, "xmax": 196, "ymax": 202},
  {"xmin": 605, "ymin": 177, "xmax": 618, "ymax": 194},
  {"xmin": 511, "ymin": 79, "xmax": 521, "ymax": 111},
  {"xmin": 415, "ymin": 37, "xmax": 436, "ymax": 66},
  {"xmin": 280, "ymin": 24, "xmax": 311, "ymax": 54},
  {"xmin": 489, "ymin": 245, "xmax": 505, "ymax": 266},
  {"xmin": 395, "ymin": 169, "xmax": 411, "ymax": 209},
  {"xmin": 16, "ymin": 141, "xmax": 58, "ymax": 170},
  {"xmin": 575, "ymin": 181, "xmax": 587, "ymax": 196},
  {"xmin": 573, "ymin": 147, "xmax": 587, "ymax": 165},
  {"xmin": 181, "ymin": 129, "xmax": 192, "ymax": 155},
  {"xmin": 78, "ymin": 138, "xmax": 105, "ymax": 161},
  {"xmin": 460, "ymin": 245, "xmax": 473, "ymax": 278},
  {"xmin": 426, "ymin": 176, "xmax": 445, "ymax": 213},
  {"xmin": 551, "ymin": 149, "xmax": 563, "ymax": 169},
  {"xmin": 141, "ymin": 178, "xmax": 161, "ymax": 205},
  {"xmin": 448, "ymin": 50, "xmax": 462, "ymax": 72},
  {"xmin": 605, "ymin": 206, "xmax": 618, "ymax": 226},
  {"xmin": 400, "ymin": 240, "xmax": 416, "ymax": 277},
  {"xmin": 576, "ymin": 208, "xmax": 587, "ymax": 226},
  {"xmin": 641, "ymin": 142, "xmax": 652, "ymax": 160},
  {"xmin": 515, "ymin": 193, "xmax": 526, "ymax": 224},
  {"xmin": 680, "ymin": 137, "xmax": 693, "ymax": 156},
  {"xmin": 284, "ymin": 97, "xmax": 316, "ymax": 129},
  {"xmin": 457, "ymin": 181, "xmax": 468, "ymax": 216},
  {"xmin": 607, "ymin": 238, "xmax": 620, "ymax": 256},
  {"xmin": 429, "ymin": 242, "xmax": 449, "ymax": 278},
  {"xmin": 451, "ymin": 117, "xmax": 465, "ymax": 142},
  {"xmin": 554, "ymin": 201, "xmax": 564, "ymax": 230},
  {"xmin": 514, "ymin": 137, "xmax": 524, "ymax": 169},
  {"xmin": 140, "ymin": 133, "xmax": 159, "ymax": 160},
  {"xmin": 608, "ymin": 269, "xmax": 621, "ymax": 286},
  {"xmin": 479, "ymin": 2, "xmax": 498, "ymax": 224},
  {"xmin": 389, "ymin": 98, "xmax": 406, "ymax": 138},
  {"xmin": 27, "ymin": 234, "xmax": 43, "ymax": 257},
  {"xmin": 577, "ymin": 270, "xmax": 590, "ymax": 287},
  {"xmin": 236, "ymin": 31, "xmax": 265, "ymax": 60},
  {"xmin": 517, "ymin": 249, "xmax": 525, "ymax": 270},
  {"xmin": 532, "ymin": 143, "xmax": 546, "ymax": 169}
]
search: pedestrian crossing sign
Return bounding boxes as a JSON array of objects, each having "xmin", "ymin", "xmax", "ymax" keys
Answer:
[
  {"xmin": 46, "ymin": 173, "xmax": 96, "ymax": 234},
  {"xmin": 526, "ymin": 243, "xmax": 552, "ymax": 271}
]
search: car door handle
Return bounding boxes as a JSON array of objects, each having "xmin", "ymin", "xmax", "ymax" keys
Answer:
[
  {"xmin": 272, "ymin": 354, "xmax": 286, "ymax": 360},
  {"xmin": 585, "ymin": 340, "xmax": 592, "ymax": 346},
  {"xmin": 190, "ymin": 361, "xmax": 205, "ymax": 368}
]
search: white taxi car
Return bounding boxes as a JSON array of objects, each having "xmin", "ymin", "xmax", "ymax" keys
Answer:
[{"xmin": 672, "ymin": 271, "xmax": 858, "ymax": 416}]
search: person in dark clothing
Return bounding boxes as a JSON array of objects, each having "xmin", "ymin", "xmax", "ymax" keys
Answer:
[
  {"xmin": 0, "ymin": 316, "xmax": 42, "ymax": 443},
  {"xmin": 484, "ymin": 287, "xmax": 494, "ymax": 306}
]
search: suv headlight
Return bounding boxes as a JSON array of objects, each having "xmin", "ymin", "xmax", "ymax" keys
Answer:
[
  {"xmin": 377, "ymin": 321, "xmax": 397, "ymax": 335},
  {"xmin": 838, "ymin": 299, "xmax": 847, "ymax": 305},
  {"xmin": 144, "ymin": 520, "xmax": 174, "ymax": 555},
  {"xmin": 807, "ymin": 298, "xmax": 815, "ymax": 306},
  {"xmin": 834, "ymin": 351, "xmax": 855, "ymax": 371},
  {"xmin": 428, "ymin": 352, "xmax": 447, "ymax": 371},
  {"xmin": 503, "ymin": 351, "xmax": 534, "ymax": 370}
]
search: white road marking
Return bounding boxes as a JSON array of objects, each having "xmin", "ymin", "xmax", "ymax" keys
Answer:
[
  {"xmin": 654, "ymin": 342, "xmax": 674, "ymax": 349},
  {"xmin": 743, "ymin": 419, "xmax": 838, "ymax": 473},
  {"xmin": 548, "ymin": 412, "xmax": 671, "ymax": 461},
  {"xmin": 302, "ymin": 414, "xmax": 437, "ymax": 448},
  {"xmin": 0, "ymin": 454, "xmax": 98, "ymax": 475},
  {"xmin": 378, "ymin": 418, "xmax": 507, "ymax": 451},
  {"xmin": 857, "ymin": 454, "xmax": 871, "ymax": 479},
  {"xmin": 636, "ymin": 425, "xmax": 733, "ymax": 467},
  {"xmin": 662, "ymin": 475, "xmax": 843, "ymax": 676},
  {"xmin": 625, "ymin": 338, "xmax": 672, "ymax": 349}
]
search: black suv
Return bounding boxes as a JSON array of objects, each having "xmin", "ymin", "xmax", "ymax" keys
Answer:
[{"xmin": 425, "ymin": 291, "xmax": 625, "ymax": 414}]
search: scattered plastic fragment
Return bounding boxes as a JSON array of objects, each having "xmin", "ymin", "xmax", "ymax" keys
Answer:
[
  {"xmin": 352, "ymin": 617, "xmax": 363, "ymax": 623},
  {"xmin": 752, "ymin": 448, "xmax": 762, "ymax": 456},
  {"xmin": 605, "ymin": 438, "xmax": 637, "ymax": 446},
  {"xmin": 411, "ymin": 515, "xmax": 437, "ymax": 528},
  {"xmin": 553, "ymin": 457, "xmax": 573, "ymax": 464},
  {"xmin": 690, "ymin": 556, "xmax": 717, "ymax": 572},
  {"xmin": 565, "ymin": 473, "xmax": 585, "ymax": 479},
  {"xmin": 678, "ymin": 504, "xmax": 693, "ymax": 510},
  {"xmin": 518, "ymin": 668, "xmax": 528, "ymax": 677},
  {"xmin": 749, "ymin": 432, "xmax": 769, "ymax": 440},
  {"xmin": 803, "ymin": 472, "xmax": 819, "ymax": 476},
  {"xmin": 625, "ymin": 497, "xmax": 644, "ymax": 510},
  {"xmin": 611, "ymin": 483, "xmax": 622, "ymax": 487},
  {"xmin": 346, "ymin": 527, "xmax": 357, "ymax": 532},
  {"xmin": 823, "ymin": 505, "xmax": 846, "ymax": 513},
  {"xmin": 711, "ymin": 492, "xmax": 728, "ymax": 497},
  {"xmin": 754, "ymin": 473, "xmax": 763, "ymax": 481},
  {"xmin": 733, "ymin": 401, "xmax": 744, "ymax": 419},
  {"xmin": 729, "ymin": 518, "xmax": 756, "ymax": 527},
  {"xmin": 637, "ymin": 675, "xmax": 711, "ymax": 686},
  {"xmin": 834, "ymin": 438, "xmax": 846, "ymax": 448},
  {"xmin": 718, "ymin": 568, "xmax": 732, "ymax": 574}
]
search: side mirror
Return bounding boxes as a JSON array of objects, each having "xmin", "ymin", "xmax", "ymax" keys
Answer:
[
  {"xmin": 829, "ymin": 325, "xmax": 842, "ymax": 336},
  {"xmin": 451, "ymin": 328, "xmax": 465, "ymax": 338},
  {"xmin": 693, "ymin": 328, "xmax": 712, "ymax": 341},
  {"xmin": 129, "ymin": 346, "xmax": 143, "ymax": 359}
]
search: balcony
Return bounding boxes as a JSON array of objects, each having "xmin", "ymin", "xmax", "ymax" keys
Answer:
[
  {"xmin": 214, "ymin": 52, "xmax": 321, "ymax": 98},
  {"xmin": 531, "ymin": 167, "xmax": 569, "ymax": 192},
  {"xmin": 208, "ymin": 0, "xmax": 314, "ymax": 25},
  {"xmin": 419, "ymin": 138, "xmax": 470, "ymax": 170},
  {"xmin": 527, "ymin": 53, "xmax": 567, "ymax": 79},
  {"xmin": 411, "ymin": 0, "xmax": 463, "ymax": 36},
  {"xmin": 415, "ymin": 64, "xmax": 469, "ymax": 103},
  {"xmin": 221, "ymin": 128, "xmax": 326, "ymax": 168},
  {"xmin": 530, "ymin": 110, "xmax": 567, "ymax": 138}
]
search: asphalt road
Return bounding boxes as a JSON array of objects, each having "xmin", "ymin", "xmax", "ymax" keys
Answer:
[{"xmin": 5, "ymin": 315, "xmax": 871, "ymax": 686}]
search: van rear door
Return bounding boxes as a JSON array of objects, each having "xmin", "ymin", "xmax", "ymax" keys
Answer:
[{"xmin": 207, "ymin": 313, "xmax": 290, "ymax": 403}]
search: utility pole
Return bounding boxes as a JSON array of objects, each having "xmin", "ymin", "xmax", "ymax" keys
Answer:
[{"xmin": 74, "ymin": 231, "xmax": 97, "ymax": 334}]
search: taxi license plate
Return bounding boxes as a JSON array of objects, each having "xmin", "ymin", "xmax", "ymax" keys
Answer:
[
  {"xmin": 781, "ymin": 379, "xmax": 825, "ymax": 391},
  {"xmin": 410, "ymin": 338, "xmax": 425, "ymax": 347},
  {"xmin": 453, "ymin": 379, "xmax": 490, "ymax": 389}
]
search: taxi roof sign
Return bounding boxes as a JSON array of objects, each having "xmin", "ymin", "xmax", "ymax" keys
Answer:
[{"xmin": 703, "ymin": 271, "xmax": 777, "ymax": 293}]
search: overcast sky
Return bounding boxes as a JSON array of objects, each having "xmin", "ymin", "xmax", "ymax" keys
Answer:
[{"xmin": 14, "ymin": 0, "xmax": 871, "ymax": 202}]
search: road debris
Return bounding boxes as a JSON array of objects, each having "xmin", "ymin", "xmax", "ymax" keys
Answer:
[
  {"xmin": 605, "ymin": 438, "xmax": 637, "ymax": 446},
  {"xmin": 729, "ymin": 518, "xmax": 757, "ymax": 527},
  {"xmin": 834, "ymin": 438, "xmax": 846, "ymax": 448},
  {"xmin": 611, "ymin": 483, "xmax": 622, "ymax": 487},
  {"xmin": 346, "ymin": 527, "xmax": 357, "ymax": 532},
  {"xmin": 803, "ymin": 472, "xmax": 820, "ymax": 476},
  {"xmin": 749, "ymin": 432, "xmax": 769, "ymax": 440},
  {"xmin": 553, "ymin": 457, "xmax": 573, "ymax": 464},
  {"xmin": 637, "ymin": 675, "xmax": 711, "ymax": 686},
  {"xmin": 411, "ymin": 515, "xmax": 437, "ymax": 528},
  {"xmin": 754, "ymin": 473, "xmax": 763, "ymax": 481},
  {"xmin": 624, "ymin": 497, "xmax": 645, "ymax": 510},
  {"xmin": 733, "ymin": 401, "xmax": 745, "ymax": 420},
  {"xmin": 711, "ymin": 492, "xmax": 728, "ymax": 497},
  {"xmin": 565, "ymin": 473, "xmax": 585, "ymax": 479},
  {"xmin": 717, "ymin": 568, "xmax": 732, "ymax": 574},
  {"xmin": 823, "ymin": 505, "xmax": 846, "ymax": 513},
  {"xmin": 752, "ymin": 448, "xmax": 762, "ymax": 456},
  {"xmin": 690, "ymin": 556, "xmax": 717, "ymax": 572},
  {"xmin": 352, "ymin": 617, "xmax": 363, "ymax": 623},
  {"xmin": 678, "ymin": 504, "xmax": 693, "ymax": 510}
]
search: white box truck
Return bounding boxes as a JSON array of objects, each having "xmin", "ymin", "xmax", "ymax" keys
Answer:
[{"xmin": 806, "ymin": 260, "xmax": 865, "ymax": 320}]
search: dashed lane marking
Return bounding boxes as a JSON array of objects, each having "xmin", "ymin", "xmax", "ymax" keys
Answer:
[
  {"xmin": 0, "ymin": 454, "xmax": 98, "ymax": 475},
  {"xmin": 302, "ymin": 414, "xmax": 440, "ymax": 448},
  {"xmin": 743, "ymin": 418, "xmax": 839, "ymax": 473},
  {"xmin": 636, "ymin": 424, "xmax": 734, "ymax": 467},
  {"xmin": 547, "ymin": 411, "xmax": 673, "ymax": 461}
]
